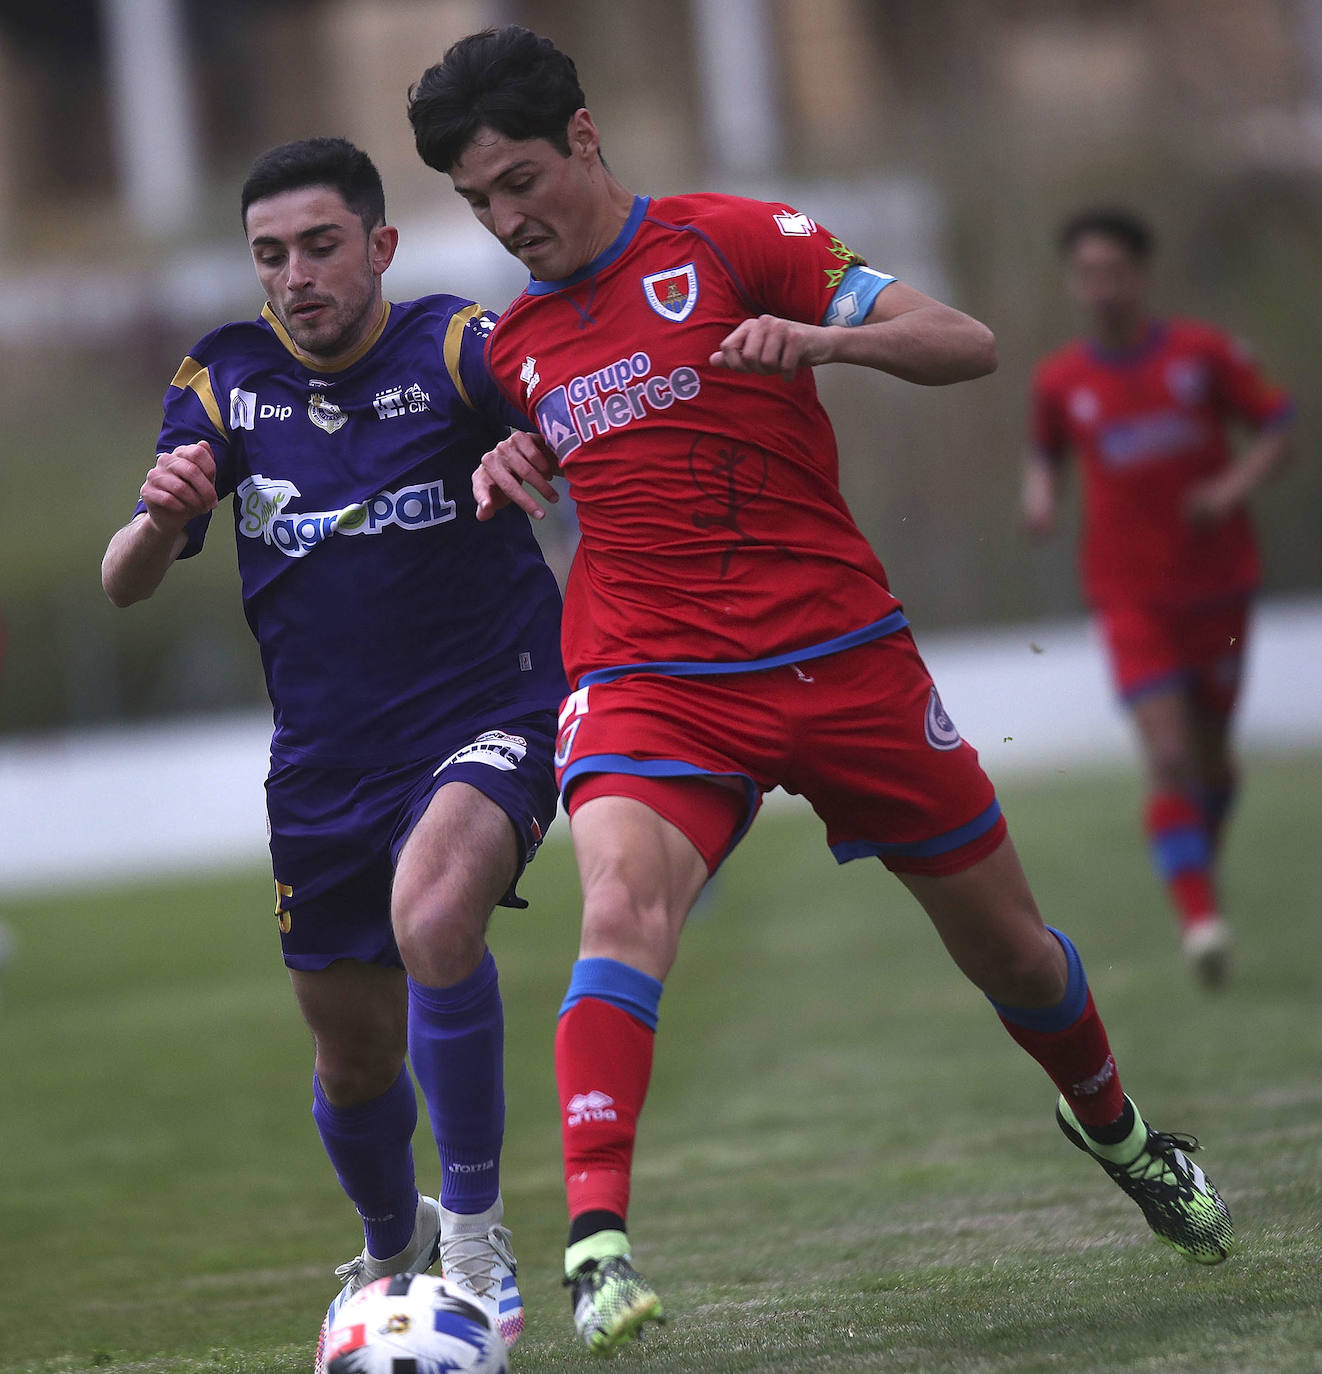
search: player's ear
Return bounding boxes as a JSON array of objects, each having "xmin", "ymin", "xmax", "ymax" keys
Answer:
[
  {"xmin": 567, "ymin": 108, "xmax": 599, "ymax": 162},
  {"xmin": 369, "ymin": 223, "xmax": 399, "ymax": 276}
]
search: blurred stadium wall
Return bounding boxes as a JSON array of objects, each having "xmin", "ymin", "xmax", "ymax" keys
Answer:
[{"xmin": 1, "ymin": 0, "xmax": 1318, "ymax": 736}]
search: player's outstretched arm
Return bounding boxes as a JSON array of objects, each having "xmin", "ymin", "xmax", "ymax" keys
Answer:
[
  {"xmin": 710, "ymin": 282, "xmax": 996, "ymax": 386},
  {"xmin": 1021, "ymin": 451, "xmax": 1061, "ymax": 539},
  {"xmin": 102, "ymin": 441, "xmax": 218, "ymax": 607},
  {"xmin": 473, "ymin": 431, "xmax": 560, "ymax": 522},
  {"xmin": 1185, "ymin": 424, "xmax": 1292, "ymax": 528}
]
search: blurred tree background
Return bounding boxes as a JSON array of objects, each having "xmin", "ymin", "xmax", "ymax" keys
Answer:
[{"xmin": 1, "ymin": 0, "xmax": 1317, "ymax": 736}]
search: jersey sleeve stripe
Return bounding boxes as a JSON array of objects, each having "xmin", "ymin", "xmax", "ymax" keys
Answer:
[
  {"xmin": 168, "ymin": 356, "xmax": 227, "ymax": 438},
  {"xmin": 444, "ymin": 304, "xmax": 482, "ymax": 411}
]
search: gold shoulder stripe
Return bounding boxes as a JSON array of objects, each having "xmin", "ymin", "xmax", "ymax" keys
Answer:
[
  {"xmin": 444, "ymin": 304, "xmax": 483, "ymax": 411},
  {"xmin": 169, "ymin": 356, "xmax": 226, "ymax": 438}
]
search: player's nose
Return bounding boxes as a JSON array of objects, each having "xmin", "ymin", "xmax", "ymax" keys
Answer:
[
  {"xmin": 284, "ymin": 250, "xmax": 315, "ymax": 290},
  {"xmin": 491, "ymin": 197, "xmax": 527, "ymax": 246}
]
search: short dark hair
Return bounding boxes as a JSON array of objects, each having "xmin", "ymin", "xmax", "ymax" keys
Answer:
[
  {"xmin": 240, "ymin": 137, "xmax": 386, "ymax": 234},
  {"xmin": 408, "ymin": 25, "xmax": 587, "ymax": 173},
  {"xmin": 1058, "ymin": 208, "xmax": 1155, "ymax": 261}
]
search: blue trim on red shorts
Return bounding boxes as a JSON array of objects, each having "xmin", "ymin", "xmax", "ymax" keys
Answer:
[
  {"xmin": 1119, "ymin": 667, "xmax": 1194, "ymax": 706},
  {"xmin": 560, "ymin": 752, "xmax": 759, "ymax": 866},
  {"xmin": 829, "ymin": 798, "xmax": 1003, "ymax": 864},
  {"xmin": 575, "ymin": 610, "xmax": 909, "ymax": 687}
]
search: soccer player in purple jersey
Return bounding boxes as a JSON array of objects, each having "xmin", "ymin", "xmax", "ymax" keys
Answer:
[
  {"xmin": 101, "ymin": 138, "xmax": 565, "ymax": 1364},
  {"xmin": 407, "ymin": 28, "xmax": 1235, "ymax": 1354}
]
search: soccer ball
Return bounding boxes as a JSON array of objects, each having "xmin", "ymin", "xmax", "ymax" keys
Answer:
[{"xmin": 324, "ymin": 1272, "xmax": 509, "ymax": 1374}]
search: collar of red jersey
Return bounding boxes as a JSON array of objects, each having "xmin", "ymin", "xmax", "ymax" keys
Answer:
[
  {"xmin": 1084, "ymin": 319, "xmax": 1167, "ymax": 367},
  {"xmin": 523, "ymin": 195, "xmax": 650, "ymax": 296}
]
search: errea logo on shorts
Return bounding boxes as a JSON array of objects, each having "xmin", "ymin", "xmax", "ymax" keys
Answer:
[
  {"xmin": 566, "ymin": 1091, "xmax": 618, "ymax": 1127},
  {"xmin": 533, "ymin": 350, "xmax": 701, "ymax": 462},
  {"xmin": 236, "ymin": 473, "xmax": 456, "ymax": 559}
]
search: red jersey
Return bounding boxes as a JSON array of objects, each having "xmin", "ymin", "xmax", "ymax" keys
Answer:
[
  {"xmin": 486, "ymin": 193, "xmax": 904, "ymax": 690},
  {"xmin": 1031, "ymin": 318, "xmax": 1291, "ymax": 609}
]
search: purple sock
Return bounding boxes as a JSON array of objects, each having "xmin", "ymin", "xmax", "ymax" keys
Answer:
[
  {"xmin": 312, "ymin": 1066, "xmax": 419, "ymax": 1260},
  {"xmin": 408, "ymin": 949, "xmax": 504, "ymax": 1215}
]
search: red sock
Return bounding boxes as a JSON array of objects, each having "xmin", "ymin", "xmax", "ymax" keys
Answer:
[
  {"xmin": 1145, "ymin": 789, "xmax": 1217, "ymax": 926},
  {"xmin": 556, "ymin": 996, "xmax": 655, "ymax": 1223},
  {"xmin": 998, "ymin": 990, "xmax": 1126, "ymax": 1127},
  {"xmin": 1171, "ymin": 873, "xmax": 1218, "ymax": 926}
]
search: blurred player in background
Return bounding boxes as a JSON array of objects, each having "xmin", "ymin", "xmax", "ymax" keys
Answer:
[
  {"xmin": 101, "ymin": 137, "xmax": 564, "ymax": 1365},
  {"xmin": 1024, "ymin": 209, "xmax": 1293, "ymax": 985},
  {"xmin": 408, "ymin": 28, "xmax": 1234, "ymax": 1355}
]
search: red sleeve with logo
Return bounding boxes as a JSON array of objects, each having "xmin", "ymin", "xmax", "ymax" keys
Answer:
[{"xmin": 662, "ymin": 195, "xmax": 867, "ymax": 326}]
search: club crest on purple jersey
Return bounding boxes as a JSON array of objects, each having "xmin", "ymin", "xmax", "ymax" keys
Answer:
[
  {"xmin": 642, "ymin": 263, "xmax": 698, "ymax": 322},
  {"xmin": 307, "ymin": 380, "xmax": 347, "ymax": 435}
]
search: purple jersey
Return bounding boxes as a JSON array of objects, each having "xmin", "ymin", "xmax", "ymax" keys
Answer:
[{"xmin": 151, "ymin": 295, "xmax": 566, "ymax": 766}]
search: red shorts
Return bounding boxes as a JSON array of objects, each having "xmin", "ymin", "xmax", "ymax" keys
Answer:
[
  {"xmin": 1097, "ymin": 599, "xmax": 1250, "ymax": 716},
  {"xmin": 556, "ymin": 629, "xmax": 1006, "ymax": 877}
]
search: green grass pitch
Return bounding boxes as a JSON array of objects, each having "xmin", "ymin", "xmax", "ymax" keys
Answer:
[{"xmin": 1, "ymin": 753, "xmax": 1319, "ymax": 1373}]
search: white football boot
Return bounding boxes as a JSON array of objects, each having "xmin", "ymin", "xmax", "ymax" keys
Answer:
[
  {"xmin": 438, "ymin": 1195, "xmax": 524, "ymax": 1347},
  {"xmin": 313, "ymin": 1193, "xmax": 441, "ymax": 1374},
  {"xmin": 1182, "ymin": 916, "xmax": 1232, "ymax": 987}
]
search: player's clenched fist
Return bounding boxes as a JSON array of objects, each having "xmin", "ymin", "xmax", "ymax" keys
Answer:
[
  {"xmin": 709, "ymin": 313, "xmax": 829, "ymax": 382},
  {"xmin": 141, "ymin": 441, "xmax": 219, "ymax": 532},
  {"xmin": 474, "ymin": 430, "xmax": 560, "ymax": 522}
]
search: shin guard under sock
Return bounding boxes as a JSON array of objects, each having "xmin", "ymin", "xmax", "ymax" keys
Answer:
[
  {"xmin": 557, "ymin": 958, "xmax": 662, "ymax": 1225},
  {"xmin": 990, "ymin": 927, "xmax": 1126, "ymax": 1128},
  {"xmin": 313, "ymin": 1067, "xmax": 419, "ymax": 1260},
  {"xmin": 408, "ymin": 949, "xmax": 505, "ymax": 1215}
]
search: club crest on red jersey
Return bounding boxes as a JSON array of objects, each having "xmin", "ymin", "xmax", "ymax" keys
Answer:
[
  {"xmin": 1165, "ymin": 357, "xmax": 1209, "ymax": 407},
  {"xmin": 924, "ymin": 686, "xmax": 962, "ymax": 751},
  {"xmin": 642, "ymin": 263, "xmax": 698, "ymax": 322}
]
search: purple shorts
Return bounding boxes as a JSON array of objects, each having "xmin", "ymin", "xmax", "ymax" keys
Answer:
[{"xmin": 266, "ymin": 709, "xmax": 558, "ymax": 971}]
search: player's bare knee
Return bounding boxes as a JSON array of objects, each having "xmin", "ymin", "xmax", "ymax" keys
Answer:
[
  {"xmin": 580, "ymin": 873, "xmax": 680, "ymax": 964},
  {"xmin": 392, "ymin": 898, "xmax": 489, "ymax": 985},
  {"xmin": 970, "ymin": 928, "xmax": 1067, "ymax": 1007},
  {"xmin": 313, "ymin": 1039, "xmax": 405, "ymax": 1107},
  {"xmin": 1147, "ymin": 746, "xmax": 1195, "ymax": 792},
  {"xmin": 1137, "ymin": 714, "xmax": 1196, "ymax": 786}
]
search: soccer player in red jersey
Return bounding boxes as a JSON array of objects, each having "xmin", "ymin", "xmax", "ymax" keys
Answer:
[
  {"xmin": 1024, "ymin": 209, "xmax": 1293, "ymax": 985},
  {"xmin": 409, "ymin": 31, "xmax": 1234, "ymax": 1351}
]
